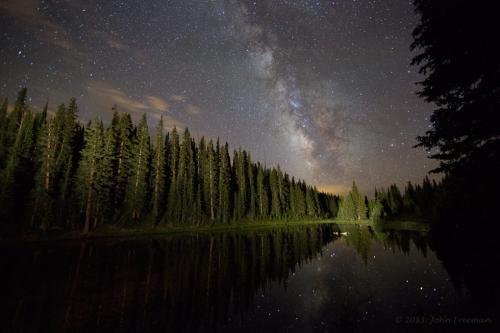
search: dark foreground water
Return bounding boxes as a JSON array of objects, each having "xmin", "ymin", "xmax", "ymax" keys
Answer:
[{"xmin": 1, "ymin": 223, "xmax": 498, "ymax": 332}]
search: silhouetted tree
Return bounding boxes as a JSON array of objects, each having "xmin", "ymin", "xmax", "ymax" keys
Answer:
[{"xmin": 412, "ymin": 0, "xmax": 500, "ymax": 223}]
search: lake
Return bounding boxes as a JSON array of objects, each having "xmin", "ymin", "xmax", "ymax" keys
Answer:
[{"xmin": 1, "ymin": 223, "xmax": 497, "ymax": 332}]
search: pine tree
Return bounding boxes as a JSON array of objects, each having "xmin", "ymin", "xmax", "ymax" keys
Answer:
[
  {"xmin": 113, "ymin": 112, "xmax": 134, "ymax": 211},
  {"xmin": 305, "ymin": 186, "xmax": 318, "ymax": 217},
  {"xmin": 76, "ymin": 119, "xmax": 104, "ymax": 234},
  {"xmin": 0, "ymin": 109, "xmax": 35, "ymax": 213},
  {"xmin": 256, "ymin": 163, "xmax": 268, "ymax": 218},
  {"xmin": 177, "ymin": 128, "xmax": 196, "ymax": 224},
  {"xmin": 270, "ymin": 168, "xmax": 281, "ymax": 218},
  {"xmin": 32, "ymin": 111, "xmax": 58, "ymax": 229},
  {"xmin": 126, "ymin": 115, "xmax": 151, "ymax": 221},
  {"xmin": 4, "ymin": 88, "xmax": 28, "ymax": 153},
  {"xmin": 94, "ymin": 120, "xmax": 118, "ymax": 226},
  {"xmin": 205, "ymin": 139, "xmax": 219, "ymax": 221},
  {"xmin": 167, "ymin": 127, "xmax": 181, "ymax": 223},
  {"xmin": 280, "ymin": 171, "xmax": 290, "ymax": 217},
  {"xmin": 351, "ymin": 181, "xmax": 367, "ymax": 220},
  {"xmin": 218, "ymin": 142, "xmax": 231, "ymax": 223},
  {"xmin": 234, "ymin": 148, "xmax": 248, "ymax": 220},
  {"xmin": 0, "ymin": 90, "xmax": 345, "ymax": 233},
  {"xmin": 55, "ymin": 99, "xmax": 79, "ymax": 223},
  {"xmin": 295, "ymin": 181, "xmax": 306, "ymax": 217},
  {"xmin": 338, "ymin": 193, "xmax": 356, "ymax": 221},
  {"xmin": 247, "ymin": 153, "xmax": 256, "ymax": 219},
  {"xmin": 151, "ymin": 116, "xmax": 166, "ymax": 223}
]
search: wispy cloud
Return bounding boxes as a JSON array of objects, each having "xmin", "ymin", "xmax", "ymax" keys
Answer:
[
  {"xmin": 146, "ymin": 96, "xmax": 169, "ymax": 112},
  {"xmin": 0, "ymin": 0, "xmax": 77, "ymax": 51},
  {"xmin": 170, "ymin": 95, "xmax": 186, "ymax": 103},
  {"xmin": 90, "ymin": 29, "xmax": 130, "ymax": 51},
  {"xmin": 86, "ymin": 81, "xmax": 148, "ymax": 113},
  {"xmin": 86, "ymin": 81, "xmax": 174, "ymax": 115},
  {"xmin": 185, "ymin": 104, "xmax": 201, "ymax": 115}
]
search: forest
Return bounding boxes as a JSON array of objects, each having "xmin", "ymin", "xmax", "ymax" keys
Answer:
[
  {"xmin": 0, "ymin": 88, "xmax": 441, "ymax": 237},
  {"xmin": 0, "ymin": 89, "xmax": 343, "ymax": 235}
]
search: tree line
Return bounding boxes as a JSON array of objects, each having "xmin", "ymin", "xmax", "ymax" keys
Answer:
[
  {"xmin": 337, "ymin": 177, "xmax": 441, "ymax": 222},
  {"xmin": 0, "ymin": 88, "xmax": 340, "ymax": 235}
]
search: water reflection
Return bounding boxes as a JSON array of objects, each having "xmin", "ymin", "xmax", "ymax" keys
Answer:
[{"xmin": 0, "ymin": 223, "xmax": 496, "ymax": 332}]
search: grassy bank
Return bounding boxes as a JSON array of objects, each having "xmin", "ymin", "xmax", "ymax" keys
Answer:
[{"xmin": 0, "ymin": 218, "xmax": 430, "ymax": 244}]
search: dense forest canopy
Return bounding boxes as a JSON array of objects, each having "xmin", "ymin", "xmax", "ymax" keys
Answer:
[
  {"xmin": 0, "ymin": 88, "xmax": 440, "ymax": 237},
  {"xmin": 0, "ymin": 89, "xmax": 342, "ymax": 235}
]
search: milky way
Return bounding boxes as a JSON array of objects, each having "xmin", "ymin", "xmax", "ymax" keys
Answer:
[{"xmin": 0, "ymin": 0, "xmax": 436, "ymax": 194}]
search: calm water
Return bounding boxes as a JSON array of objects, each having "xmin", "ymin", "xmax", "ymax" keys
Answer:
[{"xmin": 1, "ymin": 223, "xmax": 498, "ymax": 332}]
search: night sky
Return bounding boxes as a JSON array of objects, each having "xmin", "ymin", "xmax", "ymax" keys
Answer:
[{"xmin": 0, "ymin": 0, "xmax": 436, "ymax": 194}]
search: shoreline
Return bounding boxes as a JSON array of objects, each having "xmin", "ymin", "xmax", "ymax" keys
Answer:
[{"xmin": 0, "ymin": 218, "xmax": 430, "ymax": 244}]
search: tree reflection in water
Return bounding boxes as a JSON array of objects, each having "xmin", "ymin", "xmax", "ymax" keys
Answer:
[{"xmin": 1, "ymin": 223, "xmax": 497, "ymax": 332}]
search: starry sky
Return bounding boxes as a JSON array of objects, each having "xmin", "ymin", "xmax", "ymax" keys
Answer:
[{"xmin": 0, "ymin": 0, "xmax": 436, "ymax": 194}]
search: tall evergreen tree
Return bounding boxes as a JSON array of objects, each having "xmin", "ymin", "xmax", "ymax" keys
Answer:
[
  {"xmin": 351, "ymin": 181, "xmax": 367, "ymax": 220},
  {"xmin": 166, "ymin": 127, "xmax": 181, "ymax": 223},
  {"xmin": 256, "ymin": 163, "xmax": 268, "ymax": 218},
  {"xmin": 114, "ymin": 111, "xmax": 134, "ymax": 209},
  {"xmin": 94, "ymin": 119, "xmax": 118, "ymax": 226},
  {"xmin": 205, "ymin": 139, "xmax": 219, "ymax": 221},
  {"xmin": 126, "ymin": 115, "xmax": 151, "ymax": 221},
  {"xmin": 247, "ymin": 152, "xmax": 256, "ymax": 219},
  {"xmin": 177, "ymin": 128, "xmax": 196, "ymax": 224},
  {"xmin": 270, "ymin": 168, "xmax": 282, "ymax": 218},
  {"xmin": 151, "ymin": 116, "xmax": 166, "ymax": 223},
  {"xmin": 75, "ymin": 119, "xmax": 104, "ymax": 234},
  {"xmin": 218, "ymin": 142, "xmax": 231, "ymax": 223}
]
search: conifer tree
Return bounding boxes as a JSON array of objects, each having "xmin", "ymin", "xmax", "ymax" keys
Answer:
[
  {"xmin": 256, "ymin": 163, "xmax": 268, "ymax": 218},
  {"xmin": 115, "ymin": 112, "xmax": 134, "ymax": 209},
  {"xmin": 177, "ymin": 128, "xmax": 196, "ymax": 223},
  {"xmin": 295, "ymin": 181, "xmax": 307, "ymax": 217},
  {"xmin": 218, "ymin": 142, "xmax": 231, "ymax": 223},
  {"xmin": 351, "ymin": 181, "xmax": 367, "ymax": 220},
  {"xmin": 55, "ymin": 99, "xmax": 79, "ymax": 222},
  {"xmin": 270, "ymin": 168, "xmax": 282, "ymax": 218},
  {"xmin": 167, "ymin": 127, "xmax": 181, "ymax": 223},
  {"xmin": 3, "ymin": 88, "xmax": 28, "ymax": 153},
  {"xmin": 76, "ymin": 119, "xmax": 104, "ymax": 233},
  {"xmin": 338, "ymin": 193, "xmax": 356, "ymax": 220},
  {"xmin": 234, "ymin": 148, "xmax": 248, "ymax": 220},
  {"xmin": 32, "ymin": 111, "xmax": 57, "ymax": 228},
  {"xmin": 126, "ymin": 115, "xmax": 151, "ymax": 220},
  {"xmin": 0, "ymin": 90, "xmax": 345, "ymax": 233},
  {"xmin": 247, "ymin": 153, "xmax": 256, "ymax": 219},
  {"xmin": 305, "ymin": 186, "xmax": 318, "ymax": 217},
  {"xmin": 205, "ymin": 139, "xmax": 219, "ymax": 220},
  {"xmin": 94, "ymin": 120, "xmax": 117, "ymax": 225},
  {"xmin": 151, "ymin": 116, "xmax": 166, "ymax": 223}
]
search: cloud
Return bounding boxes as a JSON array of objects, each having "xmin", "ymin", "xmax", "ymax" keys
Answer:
[
  {"xmin": 167, "ymin": 95, "xmax": 201, "ymax": 115},
  {"xmin": 170, "ymin": 95, "xmax": 186, "ymax": 103},
  {"xmin": 0, "ymin": 0, "xmax": 76, "ymax": 51},
  {"xmin": 85, "ymin": 81, "xmax": 185, "ymax": 130},
  {"xmin": 86, "ymin": 81, "xmax": 170, "ymax": 114},
  {"xmin": 146, "ymin": 96, "xmax": 169, "ymax": 112},
  {"xmin": 86, "ymin": 81, "xmax": 148, "ymax": 113},
  {"xmin": 185, "ymin": 104, "xmax": 201, "ymax": 115},
  {"xmin": 90, "ymin": 29, "xmax": 130, "ymax": 50}
]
